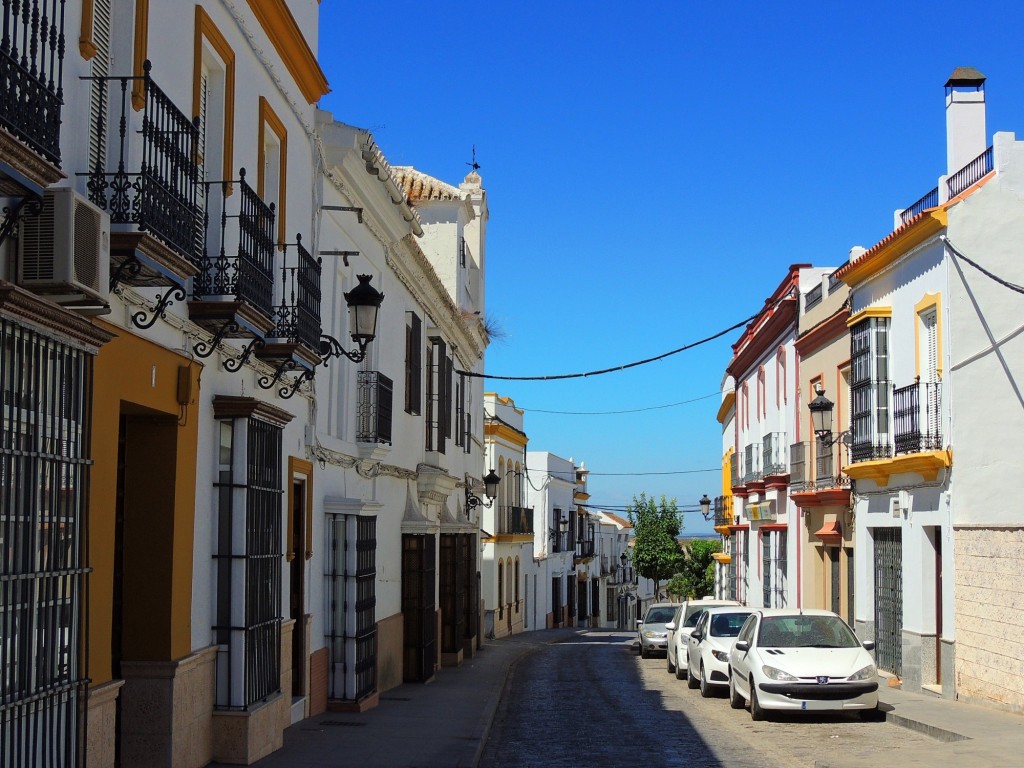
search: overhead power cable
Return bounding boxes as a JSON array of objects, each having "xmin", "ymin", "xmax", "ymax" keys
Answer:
[
  {"xmin": 942, "ymin": 235, "xmax": 1024, "ymax": 295},
  {"xmin": 519, "ymin": 391, "xmax": 719, "ymax": 415},
  {"xmin": 458, "ymin": 313, "xmax": 758, "ymax": 381}
]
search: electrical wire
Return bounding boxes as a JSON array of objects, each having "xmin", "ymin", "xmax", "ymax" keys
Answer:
[
  {"xmin": 458, "ymin": 313, "xmax": 758, "ymax": 380},
  {"xmin": 518, "ymin": 391, "xmax": 719, "ymax": 415},
  {"xmin": 942, "ymin": 235, "xmax": 1024, "ymax": 295}
]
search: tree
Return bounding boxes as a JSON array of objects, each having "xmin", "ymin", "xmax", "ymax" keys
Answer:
[
  {"xmin": 668, "ymin": 539, "xmax": 722, "ymax": 599},
  {"xmin": 626, "ymin": 493, "xmax": 683, "ymax": 598}
]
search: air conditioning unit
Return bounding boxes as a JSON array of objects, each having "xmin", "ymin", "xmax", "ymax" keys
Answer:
[{"xmin": 17, "ymin": 187, "xmax": 110, "ymax": 305}]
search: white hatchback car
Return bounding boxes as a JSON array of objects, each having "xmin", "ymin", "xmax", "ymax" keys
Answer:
[
  {"xmin": 727, "ymin": 608, "xmax": 879, "ymax": 720},
  {"xmin": 685, "ymin": 607, "xmax": 752, "ymax": 696},
  {"xmin": 665, "ymin": 598, "xmax": 740, "ymax": 679}
]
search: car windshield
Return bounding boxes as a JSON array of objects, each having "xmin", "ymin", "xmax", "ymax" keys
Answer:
[
  {"xmin": 644, "ymin": 607, "xmax": 676, "ymax": 624},
  {"xmin": 757, "ymin": 615, "xmax": 860, "ymax": 648},
  {"xmin": 683, "ymin": 609, "xmax": 705, "ymax": 628},
  {"xmin": 709, "ymin": 612, "xmax": 752, "ymax": 638}
]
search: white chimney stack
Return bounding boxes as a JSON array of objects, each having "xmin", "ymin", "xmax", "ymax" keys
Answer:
[{"xmin": 945, "ymin": 67, "xmax": 987, "ymax": 176}]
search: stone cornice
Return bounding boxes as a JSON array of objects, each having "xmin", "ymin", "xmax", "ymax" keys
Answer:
[
  {"xmin": 837, "ymin": 210, "xmax": 947, "ymax": 287},
  {"xmin": 212, "ymin": 395, "xmax": 295, "ymax": 426},
  {"xmin": 0, "ymin": 281, "xmax": 115, "ymax": 351},
  {"xmin": 727, "ymin": 295, "xmax": 797, "ymax": 379},
  {"xmin": 796, "ymin": 306, "xmax": 850, "ymax": 357}
]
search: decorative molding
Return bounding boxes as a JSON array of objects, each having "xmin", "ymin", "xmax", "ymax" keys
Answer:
[
  {"xmin": 245, "ymin": 0, "xmax": 329, "ymax": 104},
  {"xmin": 212, "ymin": 395, "xmax": 295, "ymax": 426},
  {"xmin": 837, "ymin": 210, "xmax": 947, "ymax": 288},
  {"xmin": 843, "ymin": 449, "xmax": 952, "ymax": 486},
  {"xmin": 0, "ymin": 281, "xmax": 115, "ymax": 351},
  {"xmin": 194, "ymin": 6, "xmax": 236, "ymax": 189},
  {"xmin": 258, "ymin": 96, "xmax": 288, "ymax": 245}
]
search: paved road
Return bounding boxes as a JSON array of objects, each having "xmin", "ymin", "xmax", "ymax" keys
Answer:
[{"xmin": 480, "ymin": 630, "xmax": 934, "ymax": 768}]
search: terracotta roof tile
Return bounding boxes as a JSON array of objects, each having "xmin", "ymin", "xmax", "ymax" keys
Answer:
[{"xmin": 392, "ymin": 166, "xmax": 462, "ymax": 203}]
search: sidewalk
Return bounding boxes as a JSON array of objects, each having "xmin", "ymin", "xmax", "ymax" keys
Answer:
[
  {"xmin": 225, "ymin": 627, "xmax": 580, "ymax": 768},
  {"xmin": 225, "ymin": 627, "xmax": 1024, "ymax": 768},
  {"xmin": 819, "ymin": 681, "xmax": 1024, "ymax": 768}
]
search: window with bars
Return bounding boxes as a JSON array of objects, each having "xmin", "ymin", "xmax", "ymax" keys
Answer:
[
  {"xmin": 850, "ymin": 317, "xmax": 892, "ymax": 462},
  {"xmin": 1, "ymin": 318, "xmax": 93, "ymax": 767},
  {"xmin": 213, "ymin": 416, "xmax": 283, "ymax": 710},
  {"xmin": 761, "ymin": 530, "xmax": 787, "ymax": 608},
  {"xmin": 326, "ymin": 514, "xmax": 377, "ymax": 701}
]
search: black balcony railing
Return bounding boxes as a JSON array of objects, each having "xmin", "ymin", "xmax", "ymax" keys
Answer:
[
  {"xmin": 84, "ymin": 61, "xmax": 201, "ymax": 264},
  {"xmin": 194, "ymin": 170, "xmax": 275, "ymax": 316},
  {"xmin": 356, "ymin": 371, "xmax": 393, "ymax": 444},
  {"xmin": 550, "ymin": 530, "xmax": 568, "ymax": 553},
  {"xmin": 0, "ymin": 0, "xmax": 65, "ymax": 165},
  {"xmin": 270, "ymin": 236, "xmax": 322, "ymax": 351},
  {"xmin": 498, "ymin": 506, "xmax": 534, "ymax": 535},
  {"xmin": 576, "ymin": 539, "xmax": 595, "ymax": 559},
  {"xmin": 713, "ymin": 495, "xmax": 733, "ymax": 527},
  {"xmin": 899, "ymin": 186, "xmax": 939, "ymax": 225},
  {"xmin": 893, "ymin": 381, "xmax": 942, "ymax": 455},
  {"xmin": 947, "ymin": 146, "xmax": 993, "ymax": 199}
]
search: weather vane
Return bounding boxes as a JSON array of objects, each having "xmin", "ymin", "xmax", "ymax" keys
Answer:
[{"xmin": 467, "ymin": 145, "xmax": 481, "ymax": 172}]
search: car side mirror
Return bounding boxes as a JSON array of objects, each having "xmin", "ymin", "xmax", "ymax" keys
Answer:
[
  {"xmin": 691, "ymin": 630, "xmax": 703, "ymax": 642},
  {"xmin": 665, "ymin": 622, "xmax": 676, "ymax": 631},
  {"xmin": 734, "ymin": 640, "xmax": 750, "ymax": 652},
  {"xmin": 636, "ymin": 619, "xmax": 643, "ymax": 628},
  {"xmin": 862, "ymin": 640, "xmax": 875, "ymax": 651}
]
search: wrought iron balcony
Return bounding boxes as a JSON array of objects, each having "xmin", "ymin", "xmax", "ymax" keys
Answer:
[
  {"xmin": 188, "ymin": 171, "xmax": 277, "ymax": 353},
  {"xmin": 899, "ymin": 186, "xmax": 939, "ymax": 225},
  {"xmin": 550, "ymin": 530, "xmax": 569, "ymax": 553},
  {"xmin": 947, "ymin": 146, "xmax": 993, "ymax": 199},
  {"xmin": 84, "ymin": 61, "xmax": 202, "ymax": 290},
  {"xmin": 575, "ymin": 538, "xmax": 595, "ymax": 559},
  {"xmin": 762, "ymin": 432, "xmax": 788, "ymax": 477},
  {"xmin": 357, "ymin": 371, "xmax": 393, "ymax": 444},
  {"xmin": 267, "ymin": 237, "xmax": 322, "ymax": 351},
  {"xmin": 713, "ymin": 495, "xmax": 733, "ymax": 527},
  {"xmin": 498, "ymin": 506, "xmax": 534, "ymax": 535},
  {"xmin": 893, "ymin": 380, "xmax": 942, "ymax": 455},
  {"xmin": 0, "ymin": 0, "xmax": 65, "ymax": 194}
]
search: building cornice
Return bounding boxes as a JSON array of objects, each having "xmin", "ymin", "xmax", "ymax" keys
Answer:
[
  {"xmin": 484, "ymin": 421, "xmax": 528, "ymax": 447},
  {"xmin": 0, "ymin": 281, "xmax": 115, "ymax": 351},
  {"xmin": 245, "ymin": 0, "xmax": 329, "ymax": 104},
  {"xmin": 837, "ymin": 210, "xmax": 947, "ymax": 287},
  {"xmin": 796, "ymin": 306, "xmax": 850, "ymax": 357},
  {"xmin": 843, "ymin": 450, "xmax": 952, "ymax": 486},
  {"xmin": 716, "ymin": 391, "xmax": 736, "ymax": 424},
  {"xmin": 728, "ymin": 295, "xmax": 796, "ymax": 379}
]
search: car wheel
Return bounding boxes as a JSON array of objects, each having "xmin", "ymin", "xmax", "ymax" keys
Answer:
[
  {"xmin": 699, "ymin": 663, "xmax": 711, "ymax": 698},
  {"xmin": 641, "ymin": 646, "xmax": 649, "ymax": 659},
  {"xmin": 686, "ymin": 656, "xmax": 700, "ymax": 689},
  {"xmin": 728, "ymin": 672, "xmax": 745, "ymax": 709},
  {"xmin": 667, "ymin": 652, "xmax": 675, "ymax": 674},
  {"xmin": 749, "ymin": 678, "xmax": 766, "ymax": 721},
  {"xmin": 674, "ymin": 660, "xmax": 686, "ymax": 680}
]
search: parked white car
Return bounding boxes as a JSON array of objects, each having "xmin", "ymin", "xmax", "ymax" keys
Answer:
[
  {"xmin": 665, "ymin": 598, "xmax": 740, "ymax": 679},
  {"xmin": 727, "ymin": 608, "xmax": 879, "ymax": 720},
  {"xmin": 685, "ymin": 607, "xmax": 752, "ymax": 696}
]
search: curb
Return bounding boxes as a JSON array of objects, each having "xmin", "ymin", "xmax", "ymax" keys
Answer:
[{"xmin": 882, "ymin": 710, "xmax": 969, "ymax": 743}]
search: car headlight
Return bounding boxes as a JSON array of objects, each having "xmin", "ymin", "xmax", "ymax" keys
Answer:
[
  {"xmin": 847, "ymin": 664, "xmax": 877, "ymax": 681},
  {"xmin": 761, "ymin": 665, "xmax": 798, "ymax": 681},
  {"xmin": 643, "ymin": 631, "xmax": 666, "ymax": 639},
  {"xmin": 712, "ymin": 650, "xmax": 729, "ymax": 662}
]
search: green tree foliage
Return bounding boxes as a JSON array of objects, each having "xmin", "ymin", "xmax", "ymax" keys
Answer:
[
  {"xmin": 626, "ymin": 493, "xmax": 683, "ymax": 596},
  {"xmin": 668, "ymin": 539, "xmax": 723, "ymax": 599}
]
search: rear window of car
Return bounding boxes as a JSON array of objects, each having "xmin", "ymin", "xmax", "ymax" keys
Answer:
[
  {"xmin": 644, "ymin": 607, "xmax": 677, "ymax": 624},
  {"xmin": 757, "ymin": 615, "xmax": 860, "ymax": 648},
  {"xmin": 709, "ymin": 612, "xmax": 752, "ymax": 638}
]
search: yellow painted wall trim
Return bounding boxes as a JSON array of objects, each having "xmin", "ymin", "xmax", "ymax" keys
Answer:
[
  {"xmin": 79, "ymin": 0, "xmax": 97, "ymax": 59},
  {"xmin": 840, "ymin": 210, "xmax": 947, "ymax": 287},
  {"xmin": 914, "ymin": 292, "xmax": 944, "ymax": 380},
  {"xmin": 843, "ymin": 449, "xmax": 952, "ymax": 487},
  {"xmin": 847, "ymin": 306, "xmax": 892, "ymax": 328},
  {"xmin": 131, "ymin": 0, "xmax": 149, "ymax": 111},
  {"xmin": 716, "ymin": 391, "xmax": 735, "ymax": 424},
  {"xmin": 711, "ymin": 552, "xmax": 732, "ymax": 563},
  {"xmin": 483, "ymin": 421, "xmax": 528, "ymax": 447},
  {"xmin": 194, "ymin": 6, "xmax": 235, "ymax": 190},
  {"xmin": 258, "ymin": 96, "xmax": 288, "ymax": 246},
  {"xmin": 246, "ymin": 0, "xmax": 329, "ymax": 104}
]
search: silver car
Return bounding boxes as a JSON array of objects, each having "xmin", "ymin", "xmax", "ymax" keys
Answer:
[{"xmin": 637, "ymin": 603, "xmax": 679, "ymax": 658}]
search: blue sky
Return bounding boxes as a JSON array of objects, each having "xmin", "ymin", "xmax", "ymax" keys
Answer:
[{"xmin": 318, "ymin": 1, "xmax": 1024, "ymax": 535}]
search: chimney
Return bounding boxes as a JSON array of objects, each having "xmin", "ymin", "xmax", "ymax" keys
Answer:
[{"xmin": 945, "ymin": 67, "xmax": 987, "ymax": 176}]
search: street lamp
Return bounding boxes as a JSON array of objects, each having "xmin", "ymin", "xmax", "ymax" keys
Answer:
[
  {"xmin": 699, "ymin": 494, "xmax": 713, "ymax": 521},
  {"xmin": 319, "ymin": 273, "xmax": 385, "ymax": 364},
  {"xmin": 466, "ymin": 468, "xmax": 500, "ymax": 512},
  {"xmin": 808, "ymin": 383, "xmax": 850, "ymax": 445}
]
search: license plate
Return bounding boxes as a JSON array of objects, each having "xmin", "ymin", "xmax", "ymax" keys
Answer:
[{"xmin": 800, "ymin": 699, "xmax": 835, "ymax": 711}]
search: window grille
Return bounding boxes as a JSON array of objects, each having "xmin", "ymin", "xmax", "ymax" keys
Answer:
[{"xmin": 326, "ymin": 515, "xmax": 377, "ymax": 701}]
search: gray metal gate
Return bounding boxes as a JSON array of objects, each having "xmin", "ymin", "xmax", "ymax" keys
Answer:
[{"xmin": 873, "ymin": 527, "xmax": 903, "ymax": 676}]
